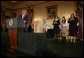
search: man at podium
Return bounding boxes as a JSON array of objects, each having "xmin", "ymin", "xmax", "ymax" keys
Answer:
[
  {"xmin": 17, "ymin": 9, "xmax": 29, "ymax": 32},
  {"xmin": 8, "ymin": 9, "xmax": 29, "ymax": 51}
]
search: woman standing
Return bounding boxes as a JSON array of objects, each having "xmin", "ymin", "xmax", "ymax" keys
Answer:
[
  {"xmin": 61, "ymin": 16, "xmax": 67, "ymax": 42},
  {"xmin": 68, "ymin": 13, "xmax": 79, "ymax": 43},
  {"xmin": 53, "ymin": 16, "xmax": 60, "ymax": 40}
]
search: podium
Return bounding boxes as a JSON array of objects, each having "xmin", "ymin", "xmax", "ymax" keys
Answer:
[
  {"xmin": 6, "ymin": 18, "xmax": 47, "ymax": 56},
  {"xmin": 6, "ymin": 18, "xmax": 26, "ymax": 50}
]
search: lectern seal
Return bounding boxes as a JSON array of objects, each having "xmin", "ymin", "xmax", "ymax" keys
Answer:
[{"xmin": 9, "ymin": 19, "xmax": 14, "ymax": 27}]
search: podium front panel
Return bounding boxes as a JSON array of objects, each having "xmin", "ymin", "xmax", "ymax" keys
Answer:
[{"xmin": 6, "ymin": 18, "xmax": 26, "ymax": 30}]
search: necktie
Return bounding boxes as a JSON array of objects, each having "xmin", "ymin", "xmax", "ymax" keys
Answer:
[{"xmin": 22, "ymin": 16, "xmax": 25, "ymax": 21}]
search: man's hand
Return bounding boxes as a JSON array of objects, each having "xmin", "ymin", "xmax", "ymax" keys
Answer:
[{"xmin": 23, "ymin": 20, "xmax": 26, "ymax": 24}]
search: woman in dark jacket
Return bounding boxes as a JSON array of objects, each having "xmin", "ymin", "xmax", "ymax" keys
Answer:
[
  {"xmin": 27, "ymin": 20, "xmax": 32, "ymax": 32},
  {"xmin": 68, "ymin": 13, "xmax": 79, "ymax": 43},
  {"xmin": 53, "ymin": 16, "xmax": 60, "ymax": 39}
]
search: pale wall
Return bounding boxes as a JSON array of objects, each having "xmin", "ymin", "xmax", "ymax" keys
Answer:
[{"xmin": 33, "ymin": 1, "xmax": 76, "ymax": 33}]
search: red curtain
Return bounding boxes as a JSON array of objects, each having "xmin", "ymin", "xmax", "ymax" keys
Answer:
[{"xmin": 77, "ymin": 4, "xmax": 83, "ymax": 39}]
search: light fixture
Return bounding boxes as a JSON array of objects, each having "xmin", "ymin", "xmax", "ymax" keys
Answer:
[{"xmin": 81, "ymin": 1, "xmax": 83, "ymax": 4}]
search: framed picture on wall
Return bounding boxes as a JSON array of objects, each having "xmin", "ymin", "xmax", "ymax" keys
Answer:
[{"xmin": 46, "ymin": 5, "xmax": 57, "ymax": 19}]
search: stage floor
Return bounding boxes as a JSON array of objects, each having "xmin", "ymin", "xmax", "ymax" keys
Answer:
[{"xmin": 1, "ymin": 39, "xmax": 83, "ymax": 57}]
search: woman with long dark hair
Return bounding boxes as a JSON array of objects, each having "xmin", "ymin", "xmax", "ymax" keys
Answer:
[
  {"xmin": 53, "ymin": 16, "xmax": 60, "ymax": 40},
  {"xmin": 61, "ymin": 16, "xmax": 67, "ymax": 42}
]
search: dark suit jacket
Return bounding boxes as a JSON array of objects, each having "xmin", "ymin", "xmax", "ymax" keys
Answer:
[{"xmin": 17, "ymin": 15, "xmax": 29, "ymax": 30}]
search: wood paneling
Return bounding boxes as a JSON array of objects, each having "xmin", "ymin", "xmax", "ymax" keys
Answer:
[
  {"xmin": 1, "ymin": 1, "xmax": 13, "ymax": 9},
  {"xmin": 1, "ymin": 10, "xmax": 6, "ymax": 32},
  {"xmin": 77, "ymin": 1, "xmax": 83, "ymax": 39},
  {"xmin": 1, "ymin": 1, "xmax": 47, "ymax": 10},
  {"xmin": 8, "ymin": 29, "xmax": 17, "ymax": 49}
]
